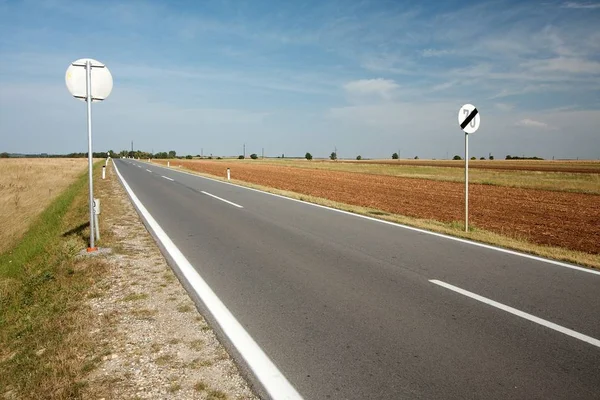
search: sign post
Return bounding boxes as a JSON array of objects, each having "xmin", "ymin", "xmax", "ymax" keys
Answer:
[
  {"xmin": 66, "ymin": 58, "xmax": 113, "ymax": 251},
  {"xmin": 457, "ymin": 104, "xmax": 480, "ymax": 232}
]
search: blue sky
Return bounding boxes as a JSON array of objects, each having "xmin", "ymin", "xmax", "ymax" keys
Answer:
[{"xmin": 1, "ymin": 0, "xmax": 599, "ymax": 159}]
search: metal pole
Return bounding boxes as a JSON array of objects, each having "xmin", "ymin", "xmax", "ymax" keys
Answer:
[
  {"xmin": 86, "ymin": 60, "xmax": 96, "ymax": 250},
  {"xmin": 465, "ymin": 133, "xmax": 469, "ymax": 232}
]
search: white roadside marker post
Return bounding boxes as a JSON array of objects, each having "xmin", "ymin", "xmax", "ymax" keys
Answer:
[
  {"xmin": 102, "ymin": 165, "xmax": 106, "ymax": 180},
  {"xmin": 66, "ymin": 58, "xmax": 113, "ymax": 252},
  {"xmin": 457, "ymin": 104, "xmax": 480, "ymax": 232},
  {"xmin": 227, "ymin": 168, "xmax": 231, "ymax": 181},
  {"xmin": 93, "ymin": 198, "xmax": 101, "ymax": 240}
]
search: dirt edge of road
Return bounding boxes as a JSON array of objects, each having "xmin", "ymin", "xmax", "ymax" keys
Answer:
[{"xmin": 82, "ymin": 161, "xmax": 257, "ymax": 399}]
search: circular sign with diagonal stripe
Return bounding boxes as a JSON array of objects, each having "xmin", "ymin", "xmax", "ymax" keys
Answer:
[{"xmin": 458, "ymin": 104, "xmax": 480, "ymax": 134}]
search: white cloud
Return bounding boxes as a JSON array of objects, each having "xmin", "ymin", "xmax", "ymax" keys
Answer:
[
  {"xmin": 343, "ymin": 78, "xmax": 399, "ymax": 99},
  {"xmin": 515, "ymin": 119, "xmax": 556, "ymax": 130},
  {"xmin": 522, "ymin": 57, "xmax": 600, "ymax": 74},
  {"xmin": 495, "ymin": 103, "xmax": 515, "ymax": 111},
  {"xmin": 561, "ymin": 2, "xmax": 600, "ymax": 9},
  {"xmin": 421, "ymin": 48, "xmax": 453, "ymax": 57}
]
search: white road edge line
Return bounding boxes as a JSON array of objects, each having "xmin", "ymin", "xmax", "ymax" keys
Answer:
[
  {"xmin": 135, "ymin": 160, "xmax": 600, "ymax": 276},
  {"xmin": 430, "ymin": 279, "xmax": 600, "ymax": 349},
  {"xmin": 146, "ymin": 169, "xmax": 152, "ymax": 173},
  {"xmin": 113, "ymin": 161, "xmax": 303, "ymax": 399},
  {"xmin": 161, "ymin": 175, "xmax": 174, "ymax": 181},
  {"xmin": 201, "ymin": 191, "xmax": 243, "ymax": 208}
]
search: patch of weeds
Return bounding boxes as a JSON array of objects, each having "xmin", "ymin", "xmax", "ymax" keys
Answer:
[
  {"xmin": 167, "ymin": 296, "xmax": 177, "ymax": 302},
  {"xmin": 150, "ymin": 343, "xmax": 162, "ymax": 353},
  {"xmin": 177, "ymin": 303, "xmax": 194, "ymax": 313},
  {"xmin": 368, "ymin": 210, "xmax": 389, "ymax": 216},
  {"xmin": 163, "ymin": 272, "xmax": 176, "ymax": 282},
  {"xmin": 189, "ymin": 339, "xmax": 203, "ymax": 351},
  {"xmin": 154, "ymin": 353, "xmax": 174, "ymax": 366},
  {"xmin": 207, "ymin": 389, "xmax": 228, "ymax": 400},
  {"xmin": 189, "ymin": 358, "xmax": 213, "ymax": 369},
  {"xmin": 201, "ymin": 326, "xmax": 211, "ymax": 332},
  {"xmin": 167, "ymin": 382, "xmax": 181, "ymax": 393},
  {"xmin": 168, "ymin": 338, "xmax": 180, "ymax": 345},
  {"xmin": 131, "ymin": 308, "xmax": 157, "ymax": 320},
  {"xmin": 81, "ymin": 358, "xmax": 100, "ymax": 373},
  {"xmin": 87, "ymin": 291, "xmax": 104, "ymax": 299},
  {"xmin": 194, "ymin": 381, "xmax": 208, "ymax": 391},
  {"xmin": 121, "ymin": 293, "xmax": 148, "ymax": 302}
]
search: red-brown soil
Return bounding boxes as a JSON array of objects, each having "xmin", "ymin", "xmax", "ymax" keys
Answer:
[
  {"xmin": 340, "ymin": 159, "xmax": 600, "ymax": 174},
  {"xmin": 157, "ymin": 160, "xmax": 600, "ymax": 254}
]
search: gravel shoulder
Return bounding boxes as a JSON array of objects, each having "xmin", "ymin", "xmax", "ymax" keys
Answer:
[{"xmin": 82, "ymin": 162, "xmax": 257, "ymax": 399}]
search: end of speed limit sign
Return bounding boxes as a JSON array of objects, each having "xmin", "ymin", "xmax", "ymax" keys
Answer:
[{"xmin": 458, "ymin": 104, "xmax": 480, "ymax": 134}]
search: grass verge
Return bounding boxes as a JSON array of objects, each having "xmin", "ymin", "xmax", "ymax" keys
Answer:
[
  {"xmin": 150, "ymin": 161, "xmax": 600, "ymax": 270},
  {"xmin": 0, "ymin": 163, "xmax": 107, "ymax": 399}
]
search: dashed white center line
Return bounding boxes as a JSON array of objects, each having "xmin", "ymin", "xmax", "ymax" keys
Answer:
[
  {"xmin": 201, "ymin": 191, "xmax": 243, "ymax": 208},
  {"xmin": 137, "ymin": 165, "xmax": 142, "ymax": 168},
  {"xmin": 146, "ymin": 169, "xmax": 152, "ymax": 173},
  {"xmin": 430, "ymin": 279, "xmax": 600, "ymax": 348},
  {"xmin": 161, "ymin": 176, "xmax": 174, "ymax": 181}
]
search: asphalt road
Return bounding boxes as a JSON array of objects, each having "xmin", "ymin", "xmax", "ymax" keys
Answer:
[{"xmin": 114, "ymin": 159, "xmax": 600, "ymax": 399}]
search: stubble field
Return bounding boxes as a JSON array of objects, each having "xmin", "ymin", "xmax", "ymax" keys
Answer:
[{"xmin": 0, "ymin": 158, "xmax": 87, "ymax": 254}]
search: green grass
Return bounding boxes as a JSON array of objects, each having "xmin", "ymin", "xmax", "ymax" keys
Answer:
[{"xmin": 0, "ymin": 163, "xmax": 107, "ymax": 399}]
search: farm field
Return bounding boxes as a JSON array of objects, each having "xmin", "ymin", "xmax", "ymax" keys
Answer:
[
  {"xmin": 243, "ymin": 158, "xmax": 600, "ymax": 194},
  {"xmin": 0, "ymin": 158, "xmax": 87, "ymax": 254},
  {"xmin": 154, "ymin": 159, "xmax": 600, "ymax": 256}
]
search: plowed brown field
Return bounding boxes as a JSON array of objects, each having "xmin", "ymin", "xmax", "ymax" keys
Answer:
[
  {"xmin": 157, "ymin": 160, "xmax": 600, "ymax": 254},
  {"xmin": 340, "ymin": 159, "xmax": 600, "ymax": 173}
]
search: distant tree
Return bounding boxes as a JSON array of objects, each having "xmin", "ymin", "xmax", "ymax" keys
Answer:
[
  {"xmin": 305, "ymin": 152, "xmax": 313, "ymax": 160},
  {"xmin": 185, "ymin": 155, "xmax": 193, "ymax": 159},
  {"xmin": 489, "ymin": 155, "xmax": 494, "ymax": 160},
  {"xmin": 238, "ymin": 155, "xmax": 245, "ymax": 159},
  {"xmin": 168, "ymin": 150, "xmax": 176, "ymax": 158},
  {"xmin": 506, "ymin": 155, "xmax": 512, "ymax": 160},
  {"xmin": 282, "ymin": 153, "xmax": 285, "ymax": 158},
  {"xmin": 471, "ymin": 156, "xmax": 476, "ymax": 160},
  {"xmin": 330, "ymin": 152, "xmax": 337, "ymax": 160},
  {"xmin": 392, "ymin": 152, "xmax": 399, "ymax": 159},
  {"xmin": 0, "ymin": 152, "xmax": 9, "ymax": 158},
  {"xmin": 356, "ymin": 155, "xmax": 362, "ymax": 160},
  {"xmin": 414, "ymin": 156, "xmax": 419, "ymax": 159},
  {"xmin": 453, "ymin": 155, "xmax": 462, "ymax": 160},
  {"xmin": 480, "ymin": 157, "xmax": 485, "ymax": 160},
  {"xmin": 250, "ymin": 153, "xmax": 258, "ymax": 159}
]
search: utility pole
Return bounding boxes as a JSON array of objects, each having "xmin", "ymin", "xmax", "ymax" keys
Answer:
[
  {"xmin": 262, "ymin": 147, "xmax": 264, "ymax": 159},
  {"xmin": 201, "ymin": 148, "xmax": 203, "ymax": 157},
  {"xmin": 243, "ymin": 143, "xmax": 246, "ymax": 158}
]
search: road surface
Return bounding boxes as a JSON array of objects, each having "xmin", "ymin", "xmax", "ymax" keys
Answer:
[{"xmin": 114, "ymin": 159, "xmax": 600, "ymax": 400}]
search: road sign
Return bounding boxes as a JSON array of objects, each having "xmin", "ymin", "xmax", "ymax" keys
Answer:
[
  {"xmin": 457, "ymin": 104, "xmax": 481, "ymax": 232},
  {"xmin": 66, "ymin": 58, "xmax": 113, "ymax": 102},
  {"xmin": 66, "ymin": 58, "xmax": 112, "ymax": 252},
  {"xmin": 458, "ymin": 103, "xmax": 480, "ymax": 134}
]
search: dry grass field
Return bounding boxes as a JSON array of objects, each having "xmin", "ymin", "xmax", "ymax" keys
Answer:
[{"xmin": 0, "ymin": 159, "xmax": 87, "ymax": 254}]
